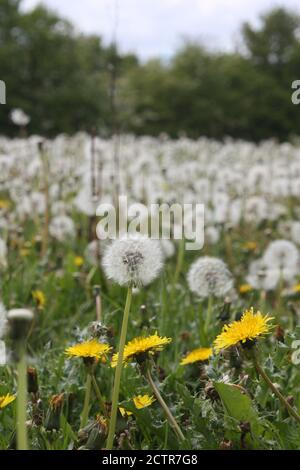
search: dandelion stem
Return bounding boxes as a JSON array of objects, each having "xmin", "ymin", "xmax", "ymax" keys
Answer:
[
  {"xmin": 252, "ymin": 351, "xmax": 300, "ymax": 424},
  {"xmin": 81, "ymin": 372, "xmax": 92, "ymax": 428},
  {"xmin": 174, "ymin": 238, "xmax": 185, "ymax": 285},
  {"xmin": 198, "ymin": 304, "xmax": 206, "ymax": 346},
  {"xmin": 204, "ymin": 295, "xmax": 213, "ymax": 335},
  {"xmin": 146, "ymin": 368, "xmax": 185, "ymax": 442},
  {"xmin": 91, "ymin": 374, "xmax": 107, "ymax": 418},
  {"xmin": 106, "ymin": 286, "xmax": 133, "ymax": 449},
  {"xmin": 16, "ymin": 342, "xmax": 28, "ymax": 450}
]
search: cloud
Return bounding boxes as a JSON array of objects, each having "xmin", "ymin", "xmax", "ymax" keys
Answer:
[{"xmin": 22, "ymin": 0, "xmax": 300, "ymax": 59}]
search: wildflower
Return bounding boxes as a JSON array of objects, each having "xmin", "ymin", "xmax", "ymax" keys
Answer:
[
  {"xmin": 119, "ymin": 407, "xmax": 133, "ymax": 417},
  {"xmin": 49, "ymin": 393, "xmax": 65, "ymax": 410},
  {"xmin": 32, "ymin": 290, "xmax": 46, "ymax": 310},
  {"xmin": 133, "ymin": 394, "xmax": 156, "ymax": 409},
  {"xmin": 49, "ymin": 215, "xmax": 75, "ymax": 242},
  {"xmin": 0, "ymin": 199, "xmax": 10, "ymax": 210},
  {"xmin": 74, "ymin": 256, "xmax": 84, "ymax": 268},
  {"xmin": 65, "ymin": 339, "xmax": 111, "ymax": 360},
  {"xmin": 292, "ymin": 283, "xmax": 300, "ymax": 294},
  {"xmin": 111, "ymin": 334, "xmax": 172, "ymax": 367},
  {"xmin": 102, "ymin": 234, "xmax": 163, "ymax": 287},
  {"xmin": 239, "ymin": 284, "xmax": 253, "ymax": 294},
  {"xmin": 242, "ymin": 241, "xmax": 257, "ymax": 251},
  {"xmin": 214, "ymin": 308, "xmax": 273, "ymax": 352},
  {"xmin": 187, "ymin": 256, "xmax": 233, "ymax": 298},
  {"xmin": 20, "ymin": 248, "xmax": 30, "ymax": 257},
  {"xmin": 180, "ymin": 347, "xmax": 212, "ymax": 365},
  {"xmin": 95, "ymin": 414, "xmax": 108, "ymax": 433},
  {"xmin": 263, "ymin": 240, "xmax": 299, "ymax": 271},
  {"xmin": 10, "ymin": 108, "xmax": 30, "ymax": 126},
  {"xmin": 0, "ymin": 394, "xmax": 15, "ymax": 409},
  {"xmin": 246, "ymin": 259, "xmax": 278, "ymax": 291}
]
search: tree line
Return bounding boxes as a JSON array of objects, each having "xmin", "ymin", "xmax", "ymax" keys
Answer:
[{"xmin": 1, "ymin": 0, "xmax": 300, "ymax": 141}]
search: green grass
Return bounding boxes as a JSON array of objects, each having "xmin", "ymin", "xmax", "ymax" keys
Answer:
[{"xmin": 1, "ymin": 215, "xmax": 300, "ymax": 450}]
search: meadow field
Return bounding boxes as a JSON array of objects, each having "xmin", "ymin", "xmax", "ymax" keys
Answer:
[{"xmin": 0, "ymin": 133, "xmax": 300, "ymax": 450}]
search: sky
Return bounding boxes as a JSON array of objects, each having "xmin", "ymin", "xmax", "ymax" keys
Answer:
[{"xmin": 22, "ymin": 0, "xmax": 300, "ymax": 60}]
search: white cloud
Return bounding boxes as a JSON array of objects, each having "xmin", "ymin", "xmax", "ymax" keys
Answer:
[{"xmin": 22, "ymin": 0, "xmax": 300, "ymax": 59}]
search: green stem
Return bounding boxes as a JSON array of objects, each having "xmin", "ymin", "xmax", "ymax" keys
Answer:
[
  {"xmin": 252, "ymin": 352, "xmax": 300, "ymax": 424},
  {"xmin": 204, "ymin": 295, "xmax": 213, "ymax": 335},
  {"xmin": 198, "ymin": 304, "xmax": 206, "ymax": 346},
  {"xmin": 91, "ymin": 374, "xmax": 108, "ymax": 418},
  {"xmin": 174, "ymin": 238, "xmax": 185, "ymax": 285},
  {"xmin": 106, "ymin": 286, "xmax": 133, "ymax": 449},
  {"xmin": 81, "ymin": 372, "xmax": 92, "ymax": 428},
  {"xmin": 16, "ymin": 342, "xmax": 28, "ymax": 450},
  {"xmin": 146, "ymin": 368, "xmax": 185, "ymax": 442}
]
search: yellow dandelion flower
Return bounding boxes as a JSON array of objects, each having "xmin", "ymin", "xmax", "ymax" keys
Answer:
[
  {"xmin": 65, "ymin": 339, "xmax": 111, "ymax": 359},
  {"xmin": 49, "ymin": 393, "xmax": 64, "ymax": 410},
  {"xmin": 180, "ymin": 347, "xmax": 212, "ymax": 365},
  {"xmin": 20, "ymin": 248, "xmax": 30, "ymax": 257},
  {"xmin": 292, "ymin": 284, "xmax": 300, "ymax": 294},
  {"xmin": 96, "ymin": 414, "xmax": 108, "ymax": 432},
  {"xmin": 32, "ymin": 290, "xmax": 46, "ymax": 309},
  {"xmin": 119, "ymin": 407, "xmax": 133, "ymax": 417},
  {"xmin": 214, "ymin": 307, "xmax": 273, "ymax": 352},
  {"xmin": 239, "ymin": 284, "xmax": 253, "ymax": 294},
  {"xmin": 133, "ymin": 394, "xmax": 156, "ymax": 409},
  {"xmin": 111, "ymin": 333, "xmax": 172, "ymax": 367},
  {"xmin": 74, "ymin": 256, "xmax": 84, "ymax": 268},
  {"xmin": 0, "ymin": 394, "xmax": 16, "ymax": 409},
  {"xmin": 0, "ymin": 199, "xmax": 10, "ymax": 210},
  {"xmin": 242, "ymin": 241, "xmax": 257, "ymax": 251}
]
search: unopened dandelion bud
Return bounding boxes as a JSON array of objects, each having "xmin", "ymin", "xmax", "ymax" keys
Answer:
[
  {"xmin": 45, "ymin": 393, "xmax": 65, "ymax": 431},
  {"xmin": 7, "ymin": 308, "xmax": 34, "ymax": 341},
  {"xmin": 78, "ymin": 415, "xmax": 108, "ymax": 450},
  {"xmin": 275, "ymin": 325, "xmax": 285, "ymax": 343},
  {"xmin": 27, "ymin": 367, "xmax": 38, "ymax": 394},
  {"xmin": 219, "ymin": 439, "xmax": 233, "ymax": 450},
  {"xmin": 93, "ymin": 285, "xmax": 101, "ymax": 297}
]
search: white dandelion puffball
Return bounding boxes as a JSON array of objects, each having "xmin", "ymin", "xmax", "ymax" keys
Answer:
[
  {"xmin": 10, "ymin": 108, "xmax": 30, "ymax": 126},
  {"xmin": 263, "ymin": 239, "xmax": 299, "ymax": 271},
  {"xmin": 187, "ymin": 256, "xmax": 234, "ymax": 298},
  {"xmin": 49, "ymin": 215, "xmax": 75, "ymax": 242},
  {"xmin": 160, "ymin": 239, "xmax": 175, "ymax": 259},
  {"xmin": 246, "ymin": 259, "xmax": 281, "ymax": 291},
  {"xmin": 102, "ymin": 235, "xmax": 164, "ymax": 286}
]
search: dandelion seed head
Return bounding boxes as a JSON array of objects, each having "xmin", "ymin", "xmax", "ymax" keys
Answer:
[
  {"xmin": 263, "ymin": 239, "xmax": 299, "ymax": 271},
  {"xmin": 187, "ymin": 256, "xmax": 233, "ymax": 298},
  {"xmin": 102, "ymin": 234, "xmax": 163, "ymax": 287}
]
